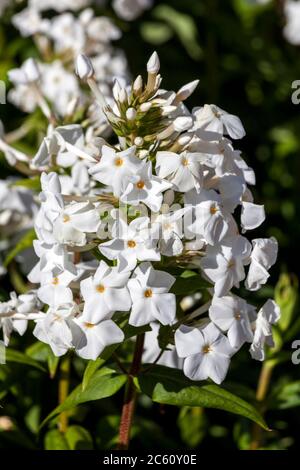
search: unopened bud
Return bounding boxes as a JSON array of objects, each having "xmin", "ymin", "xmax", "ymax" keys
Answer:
[
  {"xmin": 118, "ymin": 88, "xmax": 128, "ymax": 104},
  {"xmin": 126, "ymin": 107, "xmax": 137, "ymax": 120},
  {"xmin": 134, "ymin": 136, "xmax": 144, "ymax": 146},
  {"xmin": 75, "ymin": 54, "xmax": 94, "ymax": 80},
  {"xmin": 147, "ymin": 51, "xmax": 160, "ymax": 74},
  {"xmin": 176, "ymin": 80, "xmax": 199, "ymax": 102},
  {"xmin": 139, "ymin": 102, "xmax": 152, "ymax": 113},
  {"xmin": 133, "ymin": 75, "xmax": 143, "ymax": 95},
  {"xmin": 173, "ymin": 116, "xmax": 193, "ymax": 132}
]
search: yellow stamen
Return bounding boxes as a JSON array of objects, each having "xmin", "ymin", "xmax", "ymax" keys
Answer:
[
  {"xmin": 144, "ymin": 289, "xmax": 153, "ymax": 298},
  {"xmin": 84, "ymin": 322, "xmax": 95, "ymax": 329},
  {"xmin": 63, "ymin": 214, "xmax": 70, "ymax": 223},
  {"xmin": 182, "ymin": 157, "xmax": 189, "ymax": 166},
  {"xmin": 202, "ymin": 344, "xmax": 212, "ymax": 354},
  {"xmin": 52, "ymin": 277, "xmax": 59, "ymax": 285},
  {"xmin": 127, "ymin": 240, "xmax": 136, "ymax": 248},
  {"xmin": 114, "ymin": 157, "xmax": 124, "ymax": 167},
  {"xmin": 136, "ymin": 180, "xmax": 145, "ymax": 190},
  {"xmin": 96, "ymin": 284, "xmax": 105, "ymax": 293},
  {"xmin": 210, "ymin": 205, "xmax": 218, "ymax": 215}
]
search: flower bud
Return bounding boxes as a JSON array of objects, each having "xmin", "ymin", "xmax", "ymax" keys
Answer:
[
  {"xmin": 173, "ymin": 116, "xmax": 193, "ymax": 132},
  {"xmin": 126, "ymin": 108, "xmax": 137, "ymax": 120},
  {"xmin": 176, "ymin": 80, "xmax": 199, "ymax": 102},
  {"xmin": 134, "ymin": 136, "xmax": 144, "ymax": 146},
  {"xmin": 139, "ymin": 102, "xmax": 152, "ymax": 113},
  {"xmin": 118, "ymin": 88, "xmax": 128, "ymax": 104},
  {"xmin": 133, "ymin": 75, "xmax": 143, "ymax": 95},
  {"xmin": 147, "ymin": 51, "xmax": 160, "ymax": 74},
  {"xmin": 75, "ymin": 54, "xmax": 94, "ymax": 80}
]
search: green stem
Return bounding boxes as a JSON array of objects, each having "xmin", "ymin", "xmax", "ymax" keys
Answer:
[
  {"xmin": 58, "ymin": 353, "xmax": 71, "ymax": 433},
  {"xmin": 250, "ymin": 361, "xmax": 274, "ymax": 450}
]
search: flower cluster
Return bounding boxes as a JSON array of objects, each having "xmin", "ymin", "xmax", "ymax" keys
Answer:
[{"xmin": 0, "ymin": 51, "xmax": 280, "ymax": 385}]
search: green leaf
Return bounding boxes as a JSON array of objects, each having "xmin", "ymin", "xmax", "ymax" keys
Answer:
[
  {"xmin": 5, "ymin": 349, "xmax": 46, "ymax": 372},
  {"xmin": 11, "ymin": 176, "xmax": 41, "ymax": 191},
  {"xmin": 269, "ymin": 381, "xmax": 300, "ymax": 410},
  {"xmin": 178, "ymin": 406, "xmax": 207, "ymax": 447},
  {"xmin": 275, "ymin": 273, "xmax": 298, "ymax": 333},
  {"xmin": 82, "ymin": 358, "xmax": 105, "ymax": 391},
  {"xmin": 65, "ymin": 425, "xmax": 93, "ymax": 450},
  {"xmin": 141, "ymin": 22, "xmax": 173, "ymax": 45},
  {"xmin": 41, "ymin": 369, "xmax": 126, "ymax": 428},
  {"xmin": 170, "ymin": 272, "xmax": 211, "ymax": 295},
  {"xmin": 44, "ymin": 429, "xmax": 70, "ymax": 450},
  {"xmin": 153, "ymin": 5, "xmax": 202, "ymax": 60},
  {"xmin": 4, "ymin": 229, "xmax": 36, "ymax": 267},
  {"xmin": 137, "ymin": 365, "xmax": 268, "ymax": 430}
]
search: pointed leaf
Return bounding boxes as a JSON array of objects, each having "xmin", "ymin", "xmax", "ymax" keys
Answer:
[{"xmin": 138, "ymin": 365, "xmax": 268, "ymax": 430}]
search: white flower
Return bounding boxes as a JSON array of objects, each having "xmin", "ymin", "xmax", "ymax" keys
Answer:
[
  {"xmin": 99, "ymin": 218, "xmax": 160, "ymax": 272},
  {"xmin": 8, "ymin": 58, "xmax": 40, "ymax": 85},
  {"xmin": 80, "ymin": 260, "xmax": 131, "ymax": 323},
  {"xmin": 201, "ymin": 237, "xmax": 251, "ymax": 297},
  {"xmin": 189, "ymin": 191, "xmax": 232, "ymax": 246},
  {"xmin": 241, "ymin": 202, "xmax": 265, "ymax": 231},
  {"xmin": 120, "ymin": 162, "xmax": 172, "ymax": 212},
  {"xmin": 209, "ymin": 295, "xmax": 253, "ymax": 349},
  {"xmin": 33, "ymin": 303, "xmax": 78, "ymax": 356},
  {"xmin": 128, "ymin": 262, "xmax": 176, "ymax": 326},
  {"xmin": 113, "ymin": 0, "xmax": 153, "ymax": 21},
  {"xmin": 142, "ymin": 322, "xmax": 183, "ymax": 369},
  {"xmin": 89, "ymin": 145, "xmax": 142, "ymax": 198},
  {"xmin": 192, "ymin": 104, "xmax": 246, "ymax": 139},
  {"xmin": 245, "ymin": 237, "xmax": 278, "ymax": 291},
  {"xmin": 156, "ymin": 151, "xmax": 204, "ymax": 193},
  {"xmin": 12, "ymin": 8, "xmax": 50, "ymax": 37},
  {"xmin": 250, "ymin": 299, "xmax": 280, "ymax": 361},
  {"xmin": 76, "ymin": 54, "xmax": 95, "ymax": 80},
  {"xmin": 151, "ymin": 208, "xmax": 187, "ymax": 256},
  {"xmin": 283, "ymin": 0, "xmax": 300, "ymax": 45},
  {"xmin": 175, "ymin": 322, "xmax": 233, "ymax": 384},
  {"xmin": 73, "ymin": 318, "xmax": 124, "ymax": 361},
  {"xmin": 37, "ymin": 270, "xmax": 75, "ymax": 307}
]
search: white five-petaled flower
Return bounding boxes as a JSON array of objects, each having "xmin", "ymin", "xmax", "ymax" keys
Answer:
[
  {"xmin": 175, "ymin": 322, "xmax": 234, "ymax": 384},
  {"xmin": 80, "ymin": 260, "xmax": 131, "ymax": 323},
  {"xmin": 209, "ymin": 294, "xmax": 254, "ymax": 349},
  {"xmin": 156, "ymin": 150, "xmax": 204, "ymax": 193},
  {"xmin": 128, "ymin": 262, "xmax": 176, "ymax": 326},
  {"xmin": 192, "ymin": 104, "xmax": 246, "ymax": 139},
  {"xmin": 120, "ymin": 161, "xmax": 172, "ymax": 212},
  {"xmin": 99, "ymin": 218, "xmax": 160, "ymax": 272},
  {"xmin": 89, "ymin": 145, "xmax": 142, "ymax": 198}
]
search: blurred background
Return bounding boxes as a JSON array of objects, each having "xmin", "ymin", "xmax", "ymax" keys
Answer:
[{"xmin": 0, "ymin": 0, "xmax": 300, "ymax": 450}]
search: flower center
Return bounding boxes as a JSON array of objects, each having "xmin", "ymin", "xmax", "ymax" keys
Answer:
[
  {"xmin": 136, "ymin": 180, "xmax": 145, "ymax": 190},
  {"xmin": 84, "ymin": 322, "xmax": 95, "ymax": 329},
  {"xmin": 202, "ymin": 344, "xmax": 212, "ymax": 354},
  {"xmin": 63, "ymin": 214, "xmax": 70, "ymax": 223},
  {"xmin": 127, "ymin": 240, "xmax": 136, "ymax": 248},
  {"xmin": 144, "ymin": 289, "xmax": 153, "ymax": 298},
  {"xmin": 234, "ymin": 311, "xmax": 241, "ymax": 320},
  {"xmin": 210, "ymin": 205, "xmax": 218, "ymax": 215},
  {"xmin": 52, "ymin": 277, "xmax": 59, "ymax": 285},
  {"xmin": 181, "ymin": 157, "xmax": 189, "ymax": 166},
  {"xmin": 228, "ymin": 260, "xmax": 235, "ymax": 269},
  {"xmin": 114, "ymin": 157, "xmax": 124, "ymax": 167},
  {"xmin": 96, "ymin": 284, "xmax": 105, "ymax": 293}
]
